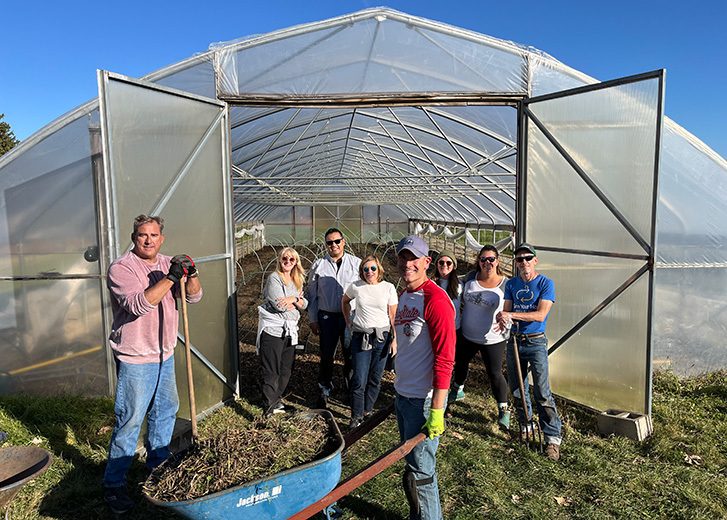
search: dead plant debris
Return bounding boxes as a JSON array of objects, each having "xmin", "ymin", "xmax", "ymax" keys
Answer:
[{"xmin": 144, "ymin": 414, "xmax": 329, "ymax": 502}]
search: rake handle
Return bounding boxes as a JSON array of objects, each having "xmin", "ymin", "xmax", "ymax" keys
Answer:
[{"xmin": 180, "ymin": 281, "xmax": 197, "ymax": 439}]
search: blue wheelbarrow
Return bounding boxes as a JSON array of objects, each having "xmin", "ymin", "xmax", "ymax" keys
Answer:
[
  {"xmin": 0, "ymin": 445, "xmax": 53, "ymax": 519},
  {"xmin": 145, "ymin": 406, "xmax": 424, "ymax": 520}
]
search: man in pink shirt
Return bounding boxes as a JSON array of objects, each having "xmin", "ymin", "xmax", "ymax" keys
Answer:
[
  {"xmin": 394, "ymin": 235, "xmax": 455, "ymax": 520},
  {"xmin": 102, "ymin": 215, "xmax": 202, "ymax": 515}
]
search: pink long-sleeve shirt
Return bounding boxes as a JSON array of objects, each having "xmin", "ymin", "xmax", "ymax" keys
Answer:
[{"xmin": 107, "ymin": 251, "xmax": 202, "ymax": 364}]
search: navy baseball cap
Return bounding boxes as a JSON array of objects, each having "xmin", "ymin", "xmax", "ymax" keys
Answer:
[{"xmin": 396, "ymin": 235, "xmax": 430, "ymax": 258}]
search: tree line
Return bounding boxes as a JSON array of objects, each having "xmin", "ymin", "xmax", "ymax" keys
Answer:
[{"xmin": 1, "ymin": 113, "xmax": 20, "ymax": 157}]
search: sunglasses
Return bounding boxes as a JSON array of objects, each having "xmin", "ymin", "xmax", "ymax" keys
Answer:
[
  {"xmin": 479, "ymin": 256, "xmax": 497, "ymax": 263},
  {"xmin": 438, "ymin": 260, "xmax": 453, "ymax": 267},
  {"xmin": 515, "ymin": 255, "xmax": 535, "ymax": 263},
  {"xmin": 363, "ymin": 265, "xmax": 378, "ymax": 273},
  {"xmin": 325, "ymin": 238, "xmax": 343, "ymax": 246},
  {"xmin": 281, "ymin": 256, "xmax": 296, "ymax": 263}
]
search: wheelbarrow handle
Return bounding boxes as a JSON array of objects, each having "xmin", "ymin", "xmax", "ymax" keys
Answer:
[
  {"xmin": 342, "ymin": 402, "xmax": 394, "ymax": 453},
  {"xmin": 288, "ymin": 432, "xmax": 427, "ymax": 520}
]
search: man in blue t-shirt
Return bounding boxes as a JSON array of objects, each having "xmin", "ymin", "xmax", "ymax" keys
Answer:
[{"xmin": 496, "ymin": 242, "xmax": 563, "ymax": 461}]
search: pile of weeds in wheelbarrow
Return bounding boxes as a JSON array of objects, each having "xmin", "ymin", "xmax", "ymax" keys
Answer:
[{"xmin": 144, "ymin": 414, "xmax": 329, "ymax": 502}]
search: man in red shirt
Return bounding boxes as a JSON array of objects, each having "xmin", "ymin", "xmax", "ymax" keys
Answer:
[{"xmin": 394, "ymin": 235, "xmax": 456, "ymax": 520}]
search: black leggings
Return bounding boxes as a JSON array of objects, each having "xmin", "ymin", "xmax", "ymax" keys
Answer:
[{"xmin": 453, "ymin": 336, "xmax": 509, "ymax": 404}]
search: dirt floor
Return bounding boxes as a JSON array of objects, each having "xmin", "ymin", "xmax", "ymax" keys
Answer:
[{"xmin": 235, "ymin": 243, "xmax": 486, "ymax": 427}]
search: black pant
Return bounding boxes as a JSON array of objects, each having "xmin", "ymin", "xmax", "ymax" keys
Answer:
[
  {"xmin": 453, "ymin": 335, "xmax": 509, "ymax": 403},
  {"xmin": 259, "ymin": 331, "xmax": 295, "ymax": 411},
  {"xmin": 317, "ymin": 310, "xmax": 351, "ymax": 392}
]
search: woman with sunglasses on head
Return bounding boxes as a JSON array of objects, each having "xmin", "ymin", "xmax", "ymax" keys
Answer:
[
  {"xmin": 451, "ymin": 245, "xmax": 511, "ymax": 430},
  {"xmin": 342, "ymin": 255, "xmax": 398, "ymax": 429},
  {"xmin": 256, "ymin": 247, "xmax": 308, "ymax": 417}
]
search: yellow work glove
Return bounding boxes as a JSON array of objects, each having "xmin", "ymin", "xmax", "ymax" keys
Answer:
[{"xmin": 423, "ymin": 408, "xmax": 445, "ymax": 439}]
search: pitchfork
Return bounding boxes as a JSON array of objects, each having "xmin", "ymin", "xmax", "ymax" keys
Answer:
[{"xmin": 511, "ymin": 334, "xmax": 543, "ymax": 452}]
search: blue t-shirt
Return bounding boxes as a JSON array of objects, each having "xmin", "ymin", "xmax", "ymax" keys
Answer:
[{"xmin": 504, "ymin": 274, "xmax": 555, "ymax": 335}]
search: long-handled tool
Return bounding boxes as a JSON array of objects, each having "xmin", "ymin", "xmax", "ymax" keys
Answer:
[
  {"xmin": 511, "ymin": 335, "xmax": 542, "ymax": 451},
  {"xmin": 180, "ymin": 281, "xmax": 198, "ymax": 440}
]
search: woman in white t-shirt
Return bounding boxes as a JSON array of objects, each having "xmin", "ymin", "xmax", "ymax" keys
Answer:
[
  {"xmin": 342, "ymin": 255, "xmax": 398, "ymax": 429},
  {"xmin": 454, "ymin": 245, "xmax": 511, "ymax": 431}
]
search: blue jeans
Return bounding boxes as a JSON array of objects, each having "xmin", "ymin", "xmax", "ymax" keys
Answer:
[
  {"xmin": 506, "ymin": 335, "xmax": 562, "ymax": 443},
  {"xmin": 395, "ymin": 394, "xmax": 443, "ymax": 520},
  {"xmin": 103, "ymin": 355, "xmax": 179, "ymax": 488},
  {"xmin": 350, "ymin": 331, "xmax": 389, "ymax": 418}
]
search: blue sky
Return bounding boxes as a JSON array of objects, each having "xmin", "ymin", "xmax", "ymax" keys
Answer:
[{"xmin": 2, "ymin": 0, "xmax": 725, "ymax": 158}]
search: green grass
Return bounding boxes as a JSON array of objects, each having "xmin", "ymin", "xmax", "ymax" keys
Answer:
[{"xmin": 2, "ymin": 370, "xmax": 726, "ymax": 519}]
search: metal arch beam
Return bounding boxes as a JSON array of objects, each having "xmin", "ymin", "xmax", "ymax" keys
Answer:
[
  {"xmin": 420, "ymin": 106, "xmax": 512, "ymax": 223},
  {"xmin": 246, "ymin": 107, "xmax": 303, "ymax": 173},
  {"xmin": 355, "ymin": 107, "xmax": 514, "ymax": 172},
  {"xmin": 239, "ymin": 110, "xmax": 508, "ymax": 183},
  {"xmin": 425, "ymin": 106, "xmax": 516, "ymax": 148},
  {"xmin": 264, "ymin": 107, "xmax": 327, "ymax": 179},
  {"xmin": 231, "ymin": 109, "xmax": 353, "ymax": 154},
  {"xmin": 339, "ymin": 108, "xmax": 358, "ymax": 184},
  {"xmin": 231, "ymin": 164, "xmax": 296, "ymax": 202},
  {"xmin": 230, "ymin": 106, "xmax": 289, "ymax": 131},
  {"xmin": 262, "ymin": 122, "xmax": 347, "ymax": 183},
  {"xmin": 384, "ymin": 108, "xmax": 482, "ymax": 223},
  {"xmin": 357, "ymin": 109, "xmax": 484, "ymax": 170},
  {"xmin": 233, "ymin": 105, "xmax": 498, "ymax": 179}
]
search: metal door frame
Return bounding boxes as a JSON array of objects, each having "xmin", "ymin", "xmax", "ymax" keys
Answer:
[
  {"xmin": 516, "ymin": 70, "xmax": 665, "ymax": 413},
  {"xmin": 97, "ymin": 71, "xmax": 238, "ymax": 399}
]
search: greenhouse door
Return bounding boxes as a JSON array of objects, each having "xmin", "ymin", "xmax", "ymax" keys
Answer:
[
  {"xmin": 519, "ymin": 70, "xmax": 664, "ymax": 414},
  {"xmin": 97, "ymin": 71, "xmax": 237, "ymax": 422}
]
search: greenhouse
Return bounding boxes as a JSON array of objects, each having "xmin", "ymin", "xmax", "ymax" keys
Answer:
[{"xmin": 0, "ymin": 7, "xmax": 725, "ymax": 424}]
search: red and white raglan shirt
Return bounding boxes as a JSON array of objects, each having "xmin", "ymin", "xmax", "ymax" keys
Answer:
[{"xmin": 394, "ymin": 279, "xmax": 456, "ymax": 399}]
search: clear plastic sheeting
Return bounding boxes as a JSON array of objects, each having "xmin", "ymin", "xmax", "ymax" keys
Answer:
[
  {"xmin": 100, "ymin": 73, "xmax": 235, "ymax": 414},
  {"xmin": 174, "ymin": 259, "xmax": 235, "ymax": 419},
  {"xmin": 527, "ymin": 122, "xmax": 645, "ymax": 256},
  {"xmin": 653, "ymin": 267, "xmax": 727, "ymax": 374},
  {"xmin": 214, "ymin": 10, "xmax": 529, "ymax": 97},
  {"xmin": 547, "ymin": 261, "xmax": 650, "ymax": 414},
  {"xmin": 0, "ymin": 116, "xmax": 100, "ymax": 278},
  {"xmin": 528, "ymin": 78, "xmax": 660, "ymax": 246},
  {"xmin": 0, "ymin": 278, "xmax": 107, "ymax": 396},
  {"xmin": 103, "ymin": 79, "xmax": 226, "ymax": 251},
  {"xmin": 657, "ymin": 124, "xmax": 727, "ymax": 265}
]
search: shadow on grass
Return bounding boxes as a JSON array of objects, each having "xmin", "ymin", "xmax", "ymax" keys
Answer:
[{"xmin": 339, "ymin": 494, "xmax": 404, "ymax": 519}]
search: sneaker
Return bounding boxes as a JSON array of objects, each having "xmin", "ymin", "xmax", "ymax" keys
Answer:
[
  {"xmin": 264, "ymin": 404, "xmax": 285, "ymax": 418},
  {"xmin": 104, "ymin": 486, "xmax": 134, "ymax": 515},
  {"xmin": 448, "ymin": 386, "xmax": 465, "ymax": 403},
  {"xmin": 545, "ymin": 443, "xmax": 561, "ymax": 461},
  {"xmin": 349, "ymin": 416, "xmax": 364, "ymax": 429},
  {"xmin": 497, "ymin": 408, "xmax": 511, "ymax": 431}
]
